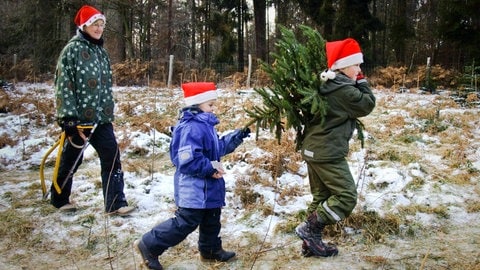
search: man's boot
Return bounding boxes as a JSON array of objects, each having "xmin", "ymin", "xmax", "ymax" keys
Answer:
[{"xmin": 295, "ymin": 211, "xmax": 338, "ymax": 257}]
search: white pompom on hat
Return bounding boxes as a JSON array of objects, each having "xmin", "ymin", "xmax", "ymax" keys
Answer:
[
  {"xmin": 320, "ymin": 38, "xmax": 363, "ymax": 81},
  {"xmin": 182, "ymin": 82, "xmax": 218, "ymax": 106},
  {"xmin": 74, "ymin": 5, "xmax": 106, "ymax": 30},
  {"xmin": 320, "ymin": 69, "xmax": 336, "ymax": 81}
]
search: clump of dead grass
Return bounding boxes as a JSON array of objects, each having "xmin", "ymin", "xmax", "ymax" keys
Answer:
[
  {"xmin": 0, "ymin": 208, "xmax": 37, "ymax": 248},
  {"xmin": 398, "ymin": 204, "xmax": 450, "ymax": 219},
  {"xmin": 0, "ymin": 132, "xmax": 17, "ymax": 148},
  {"xmin": 405, "ymin": 176, "xmax": 426, "ymax": 191},
  {"xmin": 466, "ymin": 200, "xmax": 480, "ymax": 213},
  {"xmin": 369, "ymin": 65, "xmax": 460, "ymax": 90},
  {"xmin": 273, "ymin": 214, "xmax": 301, "ymax": 234},
  {"xmin": 234, "ymin": 176, "xmax": 263, "ymax": 208},
  {"xmin": 251, "ymin": 135, "xmax": 302, "ymax": 175},
  {"xmin": 370, "ymin": 147, "xmax": 419, "ymax": 165},
  {"xmin": 229, "ymin": 134, "xmax": 305, "ymax": 214},
  {"xmin": 112, "ymin": 59, "xmax": 150, "ymax": 86},
  {"xmin": 329, "ymin": 211, "xmax": 401, "ymax": 245},
  {"xmin": 0, "ymin": 187, "xmax": 47, "ymax": 250},
  {"xmin": 362, "ymin": 255, "xmax": 390, "ymax": 268},
  {"xmin": 0, "ymin": 89, "xmax": 11, "ymax": 113}
]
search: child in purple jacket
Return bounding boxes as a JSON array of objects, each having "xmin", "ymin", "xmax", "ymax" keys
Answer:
[{"xmin": 134, "ymin": 82, "xmax": 249, "ymax": 270}]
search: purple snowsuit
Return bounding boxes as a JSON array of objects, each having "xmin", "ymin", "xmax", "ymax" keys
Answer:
[{"xmin": 141, "ymin": 107, "xmax": 247, "ymax": 256}]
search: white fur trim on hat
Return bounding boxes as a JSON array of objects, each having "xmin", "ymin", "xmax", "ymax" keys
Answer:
[
  {"xmin": 79, "ymin": 14, "xmax": 106, "ymax": 29},
  {"xmin": 330, "ymin": 52, "xmax": 363, "ymax": 70},
  {"xmin": 184, "ymin": 90, "xmax": 218, "ymax": 106}
]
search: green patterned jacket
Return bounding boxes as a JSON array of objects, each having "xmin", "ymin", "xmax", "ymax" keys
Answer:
[{"xmin": 54, "ymin": 31, "xmax": 114, "ymax": 125}]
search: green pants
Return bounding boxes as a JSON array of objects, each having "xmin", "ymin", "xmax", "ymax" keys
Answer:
[{"xmin": 306, "ymin": 158, "xmax": 357, "ymax": 225}]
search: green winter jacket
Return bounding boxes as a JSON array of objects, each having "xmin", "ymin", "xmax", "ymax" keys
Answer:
[
  {"xmin": 55, "ymin": 31, "xmax": 114, "ymax": 125},
  {"xmin": 301, "ymin": 73, "xmax": 376, "ymax": 162}
]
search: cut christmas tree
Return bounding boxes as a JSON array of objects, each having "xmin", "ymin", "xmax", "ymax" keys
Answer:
[
  {"xmin": 246, "ymin": 25, "xmax": 366, "ymax": 150},
  {"xmin": 246, "ymin": 25, "xmax": 329, "ymax": 150}
]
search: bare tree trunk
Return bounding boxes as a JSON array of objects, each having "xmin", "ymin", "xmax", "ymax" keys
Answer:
[
  {"xmin": 254, "ymin": 0, "xmax": 267, "ymax": 62},
  {"xmin": 237, "ymin": 0, "xmax": 245, "ymax": 71},
  {"xmin": 104, "ymin": 2, "xmax": 125, "ymax": 63},
  {"xmin": 168, "ymin": 0, "xmax": 173, "ymax": 55},
  {"xmin": 190, "ymin": 0, "xmax": 196, "ymax": 60},
  {"xmin": 323, "ymin": 0, "xmax": 334, "ymax": 39},
  {"xmin": 371, "ymin": 0, "xmax": 378, "ymax": 66},
  {"xmin": 202, "ymin": 0, "xmax": 211, "ymax": 65}
]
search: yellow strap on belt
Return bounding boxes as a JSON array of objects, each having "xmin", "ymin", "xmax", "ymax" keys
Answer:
[
  {"xmin": 52, "ymin": 131, "xmax": 66, "ymax": 194},
  {"xmin": 39, "ymin": 134, "xmax": 62, "ymax": 199},
  {"xmin": 39, "ymin": 124, "xmax": 94, "ymax": 197},
  {"xmin": 53, "ymin": 124, "xmax": 94, "ymax": 194}
]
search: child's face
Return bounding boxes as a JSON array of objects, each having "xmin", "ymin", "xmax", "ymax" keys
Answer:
[
  {"xmin": 198, "ymin": 99, "xmax": 217, "ymax": 113},
  {"xmin": 341, "ymin": 64, "xmax": 361, "ymax": 80}
]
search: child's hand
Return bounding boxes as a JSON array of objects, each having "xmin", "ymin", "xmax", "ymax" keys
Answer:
[
  {"xmin": 239, "ymin": 127, "xmax": 251, "ymax": 139},
  {"xmin": 212, "ymin": 169, "xmax": 225, "ymax": 179},
  {"xmin": 356, "ymin": 72, "xmax": 367, "ymax": 84},
  {"xmin": 234, "ymin": 128, "xmax": 250, "ymax": 141},
  {"xmin": 356, "ymin": 72, "xmax": 365, "ymax": 81},
  {"xmin": 211, "ymin": 161, "xmax": 225, "ymax": 179}
]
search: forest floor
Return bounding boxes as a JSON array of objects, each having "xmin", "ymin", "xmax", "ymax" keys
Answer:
[{"xmin": 1, "ymin": 169, "xmax": 479, "ymax": 270}]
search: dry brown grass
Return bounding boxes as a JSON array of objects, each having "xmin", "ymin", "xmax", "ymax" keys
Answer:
[
  {"xmin": 369, "ymin": 65, "xmax": 461, "ymax": 90},
  {"xmin": 0, "ymin": 208, "xmax": 37, "ymax": 248},
  {"xmin": 328, "ymin": 211, "xmax": 401, "ymax": 244},
  {"xmin": 466, "ymin": 200, "xmax": 480, "ymax": 213},
  {"xmin": 2, "ymin": 77, "xmax": 480, "ymax": 269},
  {"xmin": 398, "ymin": 204, "xmax": 450, "ymax": 219},
  {"xmin": 0, "ymin": 89, "xmax": 11, "ymax": 113},
  {"xmin": 0, "ymin": 133, "xmax": 17, "ymax": 148},
  {"xmin": 362, "ymin": 255, "xmax": 389, "ymax": 267}
]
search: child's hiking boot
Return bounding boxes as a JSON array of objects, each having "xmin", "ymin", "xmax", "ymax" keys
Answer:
[
  {"xmin": 200, "ymin": 248, "xmax": 236, "ymax": 262},
  {"xmin": 301, "ymin": 240, "xmax": 339, "ymax": 257},
  {"xmin": 295, "ymin": 211, "xmax": 337, "ymax": 257},
  {"xmin": 134, "ymin": 239, "xmax": 162, "ymax": 270},
  {"xmin": 301, "ymin": 240, "xmax": 313, "ymax": 257}
]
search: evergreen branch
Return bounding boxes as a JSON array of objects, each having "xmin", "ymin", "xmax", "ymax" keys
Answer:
[
  {"xmin": 245, "ymin": 25, "xmax": 329, "ymax": 149},
  {"xmin": 356, "ymin": 119, "xmax": 366, "ymax": 148}
]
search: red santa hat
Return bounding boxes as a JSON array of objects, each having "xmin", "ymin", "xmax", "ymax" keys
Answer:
[
  {"xmin": 181, "ymin": 82, "xmax": 218, "ymax": 106},
  {"xmin": 321, "ymin": 38, "xmax": 363, "ymax": 81},
  {"xmin": 74, "ymin": 5, "xmax": 106, "ymax": 29}
]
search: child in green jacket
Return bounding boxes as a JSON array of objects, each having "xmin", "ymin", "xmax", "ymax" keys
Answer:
[{"xmin": 296, "ymin": 38, "xmax": 376, "ymax": 257}]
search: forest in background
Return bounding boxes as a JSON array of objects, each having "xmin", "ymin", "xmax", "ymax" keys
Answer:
[{"xmin": 0, "ymin": 0, "xmax": 479, "ymax": 87}]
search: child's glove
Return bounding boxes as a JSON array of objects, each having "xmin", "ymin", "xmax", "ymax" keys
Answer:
[
  {"xmin": 238, "ymin": 127, "xmax": 251, "ymax": 139},
  {"xmin": 231, "ymin": 127, "xmax": 251, "ymax": 148},
  {"xmin": 62, "ymin": 118, "xmax": 79, "ymax": 137}
]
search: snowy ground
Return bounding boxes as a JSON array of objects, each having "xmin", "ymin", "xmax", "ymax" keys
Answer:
[{"xmin": 0, "ymin": 83, "xmax": 479, "ymax": 270}]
